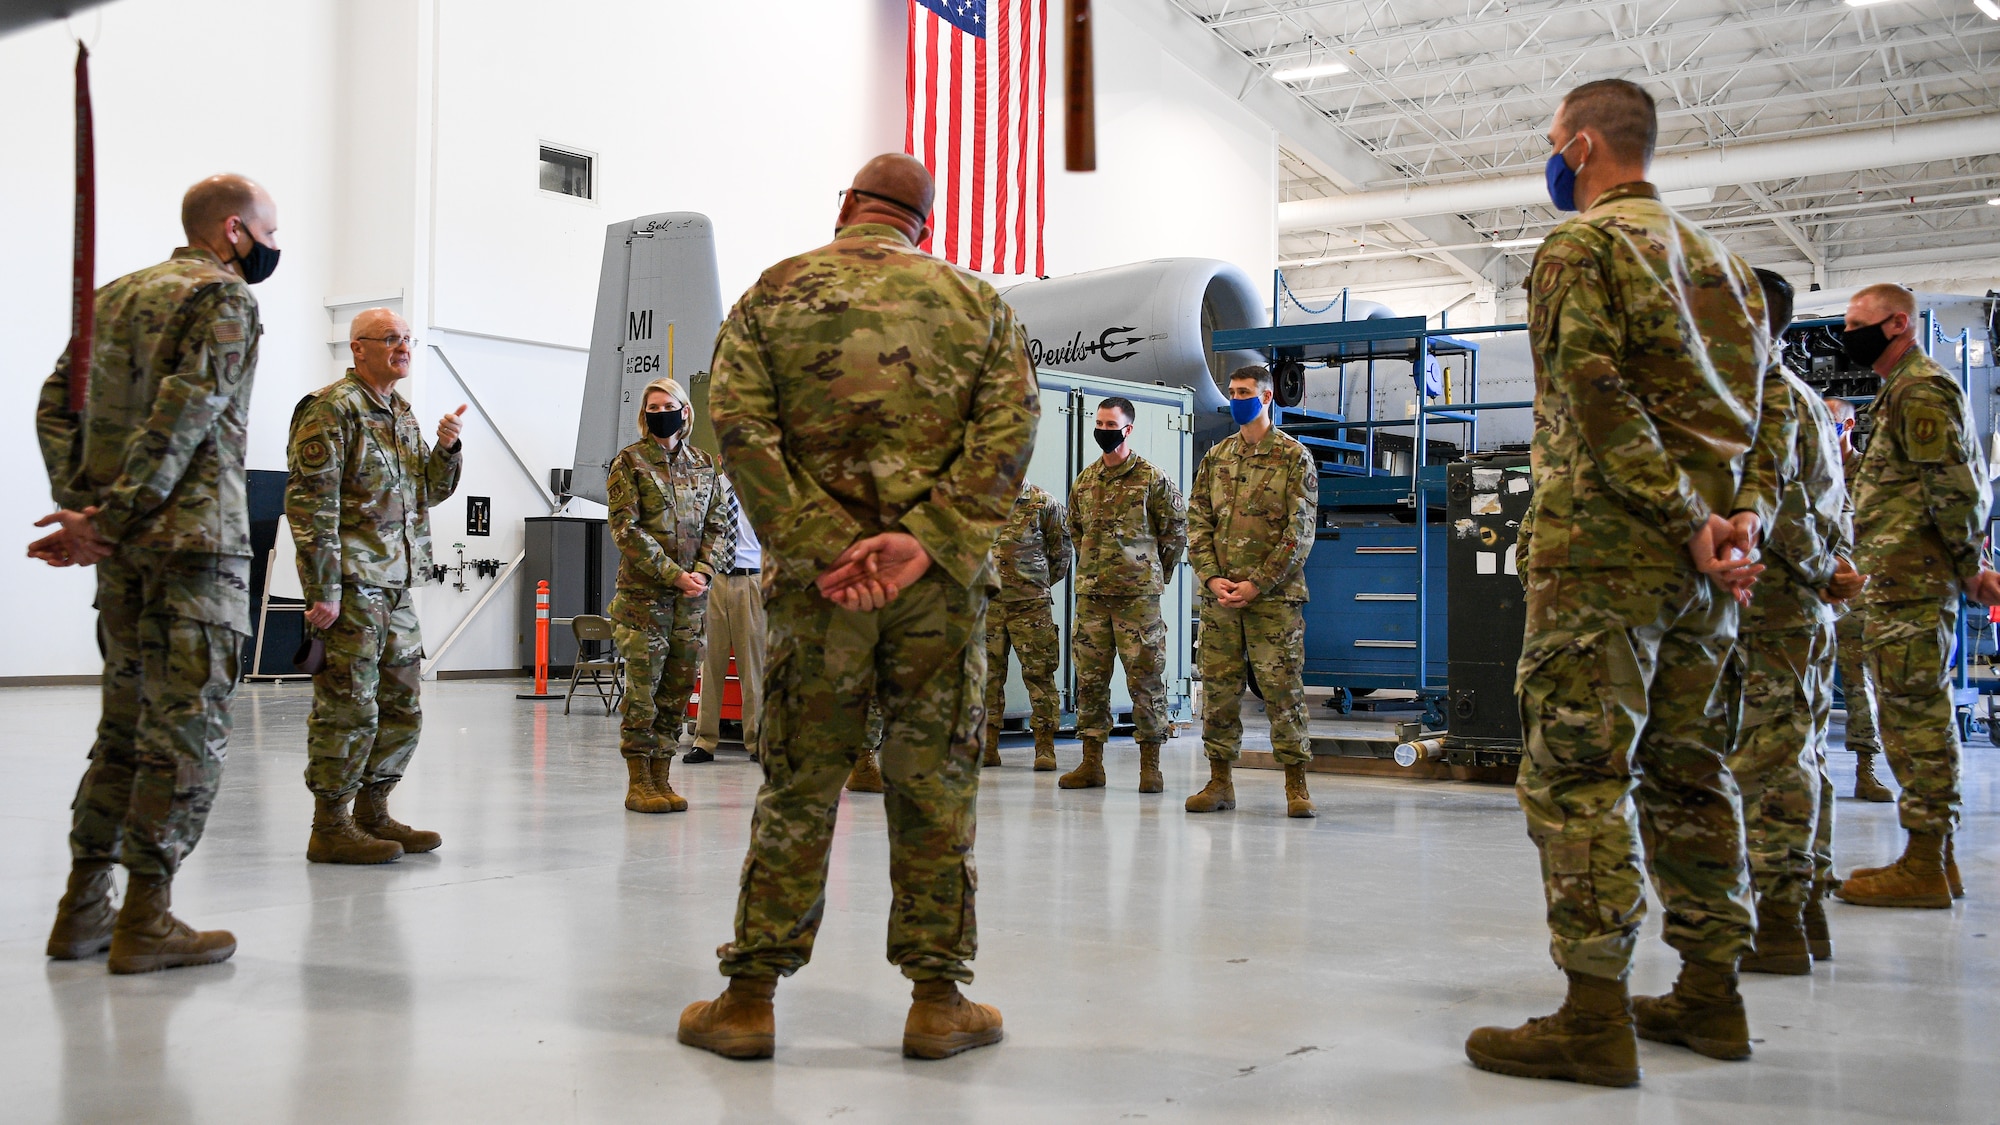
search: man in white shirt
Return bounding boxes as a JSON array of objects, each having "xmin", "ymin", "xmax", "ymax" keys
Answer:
[{"xmin": 689, "ymin": 477, "xmax": 766, "ymax": 762}]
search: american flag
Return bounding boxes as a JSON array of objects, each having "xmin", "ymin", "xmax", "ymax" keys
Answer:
[{"xmin": 905, "ymin": 0, "xmax": 1048, "ymax": 277}]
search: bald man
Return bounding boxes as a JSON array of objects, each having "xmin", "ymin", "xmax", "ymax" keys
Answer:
[
  {"xmin": 680, "ymin": 154, "xmax": 1037, "ymax": 1061},
  {"xmin": 286, "ymin": 308, "xmax": 465, "ymax": 864},
  {"xmin": 1838, "ymin": 283, "xmax": 1999, "ymax": 908},
  {"xmin": 34, "ymin": 174, "xmax": 278, "ymax": 973}
]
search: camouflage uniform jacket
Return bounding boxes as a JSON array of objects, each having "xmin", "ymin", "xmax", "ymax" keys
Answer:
[
  {"xmin": 286, "ymin": 369, "xmax": 463, "ymax": 602},
  {"xmin": 37, "ymin": 248, "xmax": 260, "ymax": 555},
  {"xmin": 707, "ymin": 223, "xmax": 1039, "ymax": 592},
  {"xmin": 607, "ymin": 436, "xmax": 735, "ymax": 594},
  {"xmin": 1068, "ymin": 453, "xmax": 1187, "ymax": 597},
  {"xmin": 1851, "ymin": 346, "xmax": 1991, "ymax": 606},
  {"xmin": 1518, "ymin": 182, "xmax": 1778, "ymax": 572},
  {"xmin": 992, "ymin": 483, "xmax": 1069, "ymax": 603},
  {"xmin": 1745, "ymin": 367, "xmax": 1850, "ymax": 631},
  {"xmin": 1188, "ymin": 426, "xmax": 1317, "ymax": 602}
]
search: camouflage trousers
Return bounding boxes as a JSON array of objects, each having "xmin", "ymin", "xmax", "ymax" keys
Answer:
[
  {"xmin": 1074, "ymin": 594, "xmax": 1170, "ymax": 743},
  {"xmin": 719, "ymin": 574, "xmax": 987, "ymax": 984},
  {"xmin": 305, "ymin": 585, "xmax": 424, "ymax": 798},
  {"xmin": 1514, "ymin": 565, "xmax": 1754, "ymax": 980},
  {"xmin": 985, "ymin": 596, "xmax": 1061, "ymax": 737},
  {"xmin": 1863, "ymin": 597, "xmax": 1962, "ymax": 835},
  {"xmin": 1834, "ymin": 607, "xmax": 1880, "ymax": 754},
  {"xmin": 611, "ymin": 587, "xmax": 706, "ymax": 760},
  {"xmin": 1199, "ymin": 597, "xmax": 1309, "ymax": 766},
  {"xmin": 71, "ymin": 550, "xmax": 248, "ymax": 877},
  {"xmin": 1726, "ymin": 617, "xmax": 1834, "ymax": 909}
]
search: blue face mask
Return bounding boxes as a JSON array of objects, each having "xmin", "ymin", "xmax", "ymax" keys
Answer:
[
  {"xmin": 1544, "ymin": 134, "xmax": 1588, "ymax": 212},
  {"xmin": 1230, "ymin": 396, "xmax": 1266, "ymax": 426}
]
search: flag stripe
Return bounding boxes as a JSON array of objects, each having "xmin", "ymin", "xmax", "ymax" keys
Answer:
[{"xmin": 992, "ymin": 0, "xmax": 1012, "ymax": 273}]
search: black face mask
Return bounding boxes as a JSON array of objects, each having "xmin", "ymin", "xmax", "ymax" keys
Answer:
[
  {"xmin": 1093, "ymin": 427, "xmax": 1126, "ymax": 453},
  {"xmin": 646, "ymin": 409, "xmax": 685, "ymax": 439},
  {"xmin": 232, "ymin": 229, "xmax": 281, "ymax": 285},
  {"xmin": 1842, "ymin": 318, "xmax": 1894, "ymax": 368}
]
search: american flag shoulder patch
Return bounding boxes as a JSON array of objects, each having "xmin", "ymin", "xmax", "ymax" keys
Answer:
[{"xmin": 213, "ymin": 319, "xmax": 246, "ymax": 343}]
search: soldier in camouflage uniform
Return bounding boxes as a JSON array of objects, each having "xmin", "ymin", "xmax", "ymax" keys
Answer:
[
  {"xmin": 1825, "ymin": 394, "xmax": 1895, "ymax": 802},
  {"xmin": 605, "ymin": 377, "xmax": 735, "ymax": 813},
  {"xmin": 1465, "ymin": 81, "xmax": 1782, "ymax": 1087},
  {"xmin": 984, "ymin": 482, "xmax": 1070, "ymax": 770},
  {"xmin": 1061, "ymin": 397, "xmax": 1187, "ymax": 793},
  {"xmin": 1185, "ymin": 366, "xmax": 1319, "ymax": 818},
  {"xmin": 679, "ymin": 155, "xmax": 1036, "ymax": 1061},
  {"xmin": 1838, "ymin": 283, "xmax": 1999, "ymax": 909},
  {"xmin": 35, "ymin": 175, "xmax": 277, "ymax": 973},
  {"xmin": 1726, "ymin": 269, "xmax": 1862, "ymax": 973},
  {"xmin": 287, "ymin": 308, "xmax": 464, "ymax": 865}
]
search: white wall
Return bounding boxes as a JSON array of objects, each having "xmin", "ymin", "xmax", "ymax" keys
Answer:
[
  {"xmin": 0, "ymin": 0, "xmax": 341, "ymax": 679},
  {"xmin": 0, "ymin": 0, "xmax": 1282, "ymax": 678}
]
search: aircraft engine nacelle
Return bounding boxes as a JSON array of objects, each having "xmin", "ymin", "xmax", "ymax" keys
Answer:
[{"xmin": 998, "ymin": 259, "xmax": 1266, "ymax": 445}]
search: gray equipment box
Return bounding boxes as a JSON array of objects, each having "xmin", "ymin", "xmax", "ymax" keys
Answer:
[{"xmin": 517, "ymin": 517, "xmax": 619, "ymax": 671}]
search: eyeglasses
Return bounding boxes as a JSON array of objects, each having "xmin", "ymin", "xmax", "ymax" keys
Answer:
[
  {"xmin": 356, "ymin": 334, "xmax": 419, "ymax": 349},
  {"xmin": 838, "ymin": 187, "xmax": 931, "ymax": 221}
]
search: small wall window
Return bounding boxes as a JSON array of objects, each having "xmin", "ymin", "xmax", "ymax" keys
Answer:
[{"xmin": 539, "ymin": 145, "xmax": 593, "ymax": 200}]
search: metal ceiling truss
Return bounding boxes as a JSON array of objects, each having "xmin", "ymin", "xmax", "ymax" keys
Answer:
[{"xmin": 1181, "ymin": 0, "xmax": 2000, "ymax": 285}]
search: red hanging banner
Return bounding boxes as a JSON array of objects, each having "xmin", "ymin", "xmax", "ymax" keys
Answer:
[{"xmin": 68, "ymin": 42, "xmax": 95, "ymax": 415}]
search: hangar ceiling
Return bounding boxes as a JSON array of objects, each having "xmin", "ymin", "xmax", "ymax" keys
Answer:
[{"xmin": 1174, "ymin": 0, "xmax": 2000, "ymax": 290}]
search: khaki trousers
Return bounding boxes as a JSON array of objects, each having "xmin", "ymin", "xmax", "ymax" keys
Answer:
[{"xmin": 695, "ymin": 571, "xmax": 768, "ymax": 751}]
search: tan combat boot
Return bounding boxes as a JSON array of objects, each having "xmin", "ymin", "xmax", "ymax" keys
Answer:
[
  {"xmin": 1463, "ymin": 970, "xmax": 1640, "ymax": 1087},
  {"xmin": 1185, "ymin": 758, "xmax": 1235, "ymax": 813},
  {"xmin": 308, "ymin": 793, "xmax": 405, "ymax": 863},
  {"xmin": 982, "ymin": 723, "xmax": 1003, "ymax": 768},
  {"xmin": 46, "ymin": 859, "xmax": 117, "ymax": 960},
  {"xmin": 1946, "ymin": 834, "xmax": 1964, "ymax": 900},
  {"xmin": 1032, "ymin": 730, "xmax": 1057, "ymax": 772},
  {"xmin": 1284, "ymin": 763, "xmax": 1317, "ymax": 818},
  {"xmin": 1632, "ymin": 961, "xmax": 1751, "ymax": 1060},
  {"xmin": 621, "ymin": 757, "xmax": 672, "ymax": 813},
  {"xmin": 846, "ymin": 747, "xmax": 885, "ymax": 793},
  {"xmin": 354, "ymin": 780, "xmax": 442, "ymax": 852},
  {"xmin": 902, "ymin": 979, "xmax": 1004, "ymax": 1059},
  {"xmin": 1738, "ymin": 900, "xmax": 1811, "ymax": 975},
  {"xmin": 1853, "ymin": 750, "xmax": 1893, "ymax": 802},
  {"xmin": 1803, "ymin": 884, "xmax": 1834, "ymax": 962},
  {"xmin": 648, "ymin": 755, "xmax": 690, "ymax": 812},
  {"xmin": 1058, "ymin": 738, "xmax": 1106, "ymax": 789},
  {"xmin": 107, "ymin": 872, "xmax": 236, "ymax": 975},
  {"xmin": 1837, "ymin": 831, "xmax": 1952, "ymax": 908},
  {"xmin": 1137, "ymin": 742, "xmax": 1163, "ymax": 793},
  {"xmin": 678, "ymin": 976, "xmax": 777, "ymax": 1059}
]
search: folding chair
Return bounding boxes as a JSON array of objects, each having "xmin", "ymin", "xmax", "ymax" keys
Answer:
[{"xmin": 565, "ymin": 614, "xmax": 624, "ymax": 715}]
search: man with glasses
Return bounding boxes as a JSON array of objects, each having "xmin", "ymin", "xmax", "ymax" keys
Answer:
[
  {"xmin": 680, "ymin": 154, "xmax": 1036, "ymax": 1061},
  {"xmin": 35, "ymin": 174, "xmax": 277, "ymax": 973},
  {"xmin": 1836, "ymin": 282, "xmax": 2000, "ymax": 908},
  {"xmin": 285, "ymin": 308, "xmax": 466, "ymax": 865}
]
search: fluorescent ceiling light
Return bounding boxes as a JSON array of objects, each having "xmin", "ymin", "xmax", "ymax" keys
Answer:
[
  {"xmin": 1490, "ymin": 237, "xmax": 1542, "ymax": 249},
  {"xmin": 1661, "ymin": 186, "xmax": 1716, "ymax": 207},
  {"xmin": 1978, "ymin": 0, "xmax": 2000, "ymax": 19},
  {"xmin": 1843, "ymin": 0, "xmax": 1906, "ymax": 6},
  {"xmin": 1988, "ymin": 197, "xmax": 2000, "ymax": 206},
  {"xmin": 1274, "ymin": 62, "xmax": 1351, "ymax": 82}
]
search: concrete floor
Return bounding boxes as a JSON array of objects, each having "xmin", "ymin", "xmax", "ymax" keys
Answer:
[{"xmin": 2, "ymin": 681, "xmax": 1995, "ymax": 1124}]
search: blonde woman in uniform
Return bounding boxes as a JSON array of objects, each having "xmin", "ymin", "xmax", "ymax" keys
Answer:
[{"xmin": 606, "ymin": 377, "xmax": 735, "ymax": 812}]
